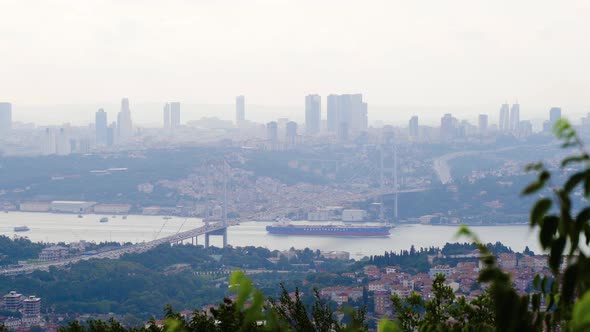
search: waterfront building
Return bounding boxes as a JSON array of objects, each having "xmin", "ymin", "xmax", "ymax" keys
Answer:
[{"xmin": 38, "ymin": 246, "xmax": 69, "ymax": 261}]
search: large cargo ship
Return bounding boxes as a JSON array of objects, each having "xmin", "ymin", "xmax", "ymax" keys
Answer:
[{"xmin": 266, "ymin": 223, "xmax": 391, "ymax": 237}]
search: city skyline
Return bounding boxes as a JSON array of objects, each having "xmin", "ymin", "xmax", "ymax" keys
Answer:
[{"xmin": 1, "ymin": 97, "xmax": 577, "ymax": 130}]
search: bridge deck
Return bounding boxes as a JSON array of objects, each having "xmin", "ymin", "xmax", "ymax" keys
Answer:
[{"xmin": 0, "ymin": 221, "xmax": 237, "ymax": 276}]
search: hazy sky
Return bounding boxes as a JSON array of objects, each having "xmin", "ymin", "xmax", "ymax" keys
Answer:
[{"xmin": 1, "ymin": 0, "xmax": 590, "ymax": 113}]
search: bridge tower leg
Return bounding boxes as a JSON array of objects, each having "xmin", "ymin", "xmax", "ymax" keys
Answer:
[
  {"xmin": 222, "ymin": 228, "xmax": 227, "ymax": 248},
  {"xmin": 205, "ymin": 234, "xmax": 210, "ymax": 248}
]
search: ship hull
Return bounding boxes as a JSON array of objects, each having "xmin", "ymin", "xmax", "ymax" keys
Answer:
[{"xmin": 266, "ymin": 226, "xmax": 390, "ymax": 237}]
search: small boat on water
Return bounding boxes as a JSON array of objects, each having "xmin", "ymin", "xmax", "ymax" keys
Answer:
[
  {"xmin": 122, "ymin": 215, "xmax": 127, "ymax": 220},
  {"xmin": 163, "ymin": 216, "xmax": 172, "ymax": 220},
  {"xmin": 78, "ymin": 214, "xmax": 83, "ymax": 218},
  {"xmin": 99, "ymin": 217, "xmax": 109, "ymax": 223},
  {"xmin": 14, "ymin": 226, "xmax": 30, "ymax": 232}
]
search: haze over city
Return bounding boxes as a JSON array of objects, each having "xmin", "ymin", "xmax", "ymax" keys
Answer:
[{"xmin": 2, "ymin": 0, "xmax": 590, "ymax": 125}]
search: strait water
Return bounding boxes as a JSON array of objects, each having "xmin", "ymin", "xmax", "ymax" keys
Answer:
[{"xmin": 0, "ymin": 212, "xmax": 541, "ymax": 259}]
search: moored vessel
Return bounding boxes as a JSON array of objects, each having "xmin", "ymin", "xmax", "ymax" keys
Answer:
[
  {"xmin": 14, "ymin": 226, "xmax": 30, "ymax": 232},
  {"xmin": 266, "ymin": 222, "xmax": 391, "ymax": 237}
]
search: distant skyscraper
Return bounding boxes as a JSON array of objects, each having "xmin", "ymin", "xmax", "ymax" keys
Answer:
[
  {"xmin": 499, "ymin": 103, "xmax": 510, "ymax": 131},
  {"xmin": 327, "ymin": 95, "xmax": 339, "ymax": 132},
  {"xmin": 236, "ymin": 96, "xmax": 245, "ymax": 125},
  {"xmin": 326, "ymin": 94, "xmax": 366, "ymax": 134},
  {"xmin": 509, "ymin": 103, "xmax": 520, "ymax": 131},
  {"xmin": 266, "ymin": 121, "xmax": 278, "ymax": 143},
  {"xmin": 42, "ymin": 127, "xmax": 70, "ymax": 155},
  {"xmin": 478, "ymin": 114, "xmax": 488, "ymax": 134},
  {"xmin": 519, "ymin": 120, "xmax": 533, "ymax": 137},
  {"xmin": 545, "ymin": 107, "xmax": 562, "ymax": 133},
  {"xmin": 117, "ymin": 98, "xmax": 133, "ymax": 142},
  {"xmin": 43, "ymin": 128, "xmax": 57, "ymax": 155},
  {"xmin": 170, "ymin": 102, "xmax": 181, "ymax": 128},
  {"xmin": 286, "ymin": 121, "xmax": 298, "ymax": 145},
  {"xmin": 440, "ymin": 113, "xmax": 456, "ymax": 141},
  {"xmin": 361, "ymin": 102, "xmax": 368, "ymax": 130},
  {"xmin": 56, "ymin": 127, "xmax": 71, "ymax": 156},
  {"xmin": 95, "ymin": 109, "xmax": 108, "ymax": 146},
  {"xmin": 305, "ymin": 94, "xmax": 321, "ymax": 135},
  {"xmin": 409, "ymin": 116, "xmax": 419, "ymax": 139},
  {"xmin": 163, "ymin": 103, "xmax": 170, "ymax": 129},
  {"xmin": 0, "ymin": 102, "xmax": 12, "ymax": 134},
  {"xmin": 550, "ymin": 107, "xmax": 561, "ymax": 124},
  {"xmin": 107, "ymin": 122, "xmax": 116, "ymax": 146}
]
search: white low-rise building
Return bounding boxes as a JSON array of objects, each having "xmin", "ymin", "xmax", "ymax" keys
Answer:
[
  {"xmin": 50, "ymin": 201, "xmax": 96, "ymax": 213},
  {"xmin": 39, "ymin": 246, "xmax": 69, "ymax": 261}
]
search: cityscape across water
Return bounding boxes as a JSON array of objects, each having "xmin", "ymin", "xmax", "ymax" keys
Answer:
[{"xmin": 0, "ymin": 212, "xmax": 541, "ymax": 259}]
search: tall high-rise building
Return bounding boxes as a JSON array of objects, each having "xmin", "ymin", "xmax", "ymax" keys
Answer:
[
  {"xmin": 235, "ymin": 95, "xmax": 245, "ymax": 125},
  {"xmin": 42, "ymin": 127, "xmax": 71, "ymax": 155},
  {"xmin": 510, "ymin": 103, "xmax": 520, "ymax": 131},
  {"xmin": 361, "ymin": 102, "xmax": 368, "ymax": 130},
  {"xmin": 327, "ymin": 95, "xmax": 339, "ymax": 132},
  {"xmin": 519, "ymin": 120, "xmax": 533, "ymax": 137},
  {"xmin": 305, "ymin": 94, "xmax": 321, "ymax": 135},
  {"xmin": 117, "ymin": 98, "xmax": 133, "ymax": 142},
  {"xmin": 286, "ymin": 121, "xmax": 298, "ymax": 145},
  {"xmin": 56, "ymin": 127, "xmax": 71, "ymax": 156},
  {"xmin": 107, "ymin": 122, "xmax": 116, "ymax": 146},
  {"xmin": 163, "ymin": 103, "xmax": 170, "ymax": 129},
  {"xmin": 440, "ymin": 113, "xmax": 456, "ymax": 141},
  {"xmin": 95, "ymin": 109, "xmax": 108, "ymax": 146},
  {"xmin": 0, "ymin": 102, "xmax": 12, "ymax": 134},
  {"xmin": 43, "ymin": 128, "xmax": 56, "ymax": 155},
  {"xmin": 499, "ymin": 103, "xmax": 510, "ymax": 131},
  {"xmin": 170, "ymin": 102, "xmax": 181, "ymax": 128},
  {"xmin": 266, "ymin": 121, "xmax": 278, "ymax": 143},
  {"xmin": 409, "ymin": 116, "xmax": 419, "ymax": 139},
  {"xmin": 544, "ymin": 107, "xmax": 562, "ymax": 133},
  {"xmin": 478, "ymin": 114, "xmax": 488, "ymax": 134},
  {"xmin": 550, "ymin": 107, "xmax": 561, "ymax": 124},
  {"xmin": 326, "ymin": 94, "xmax": 367, "ymax": 134}
]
